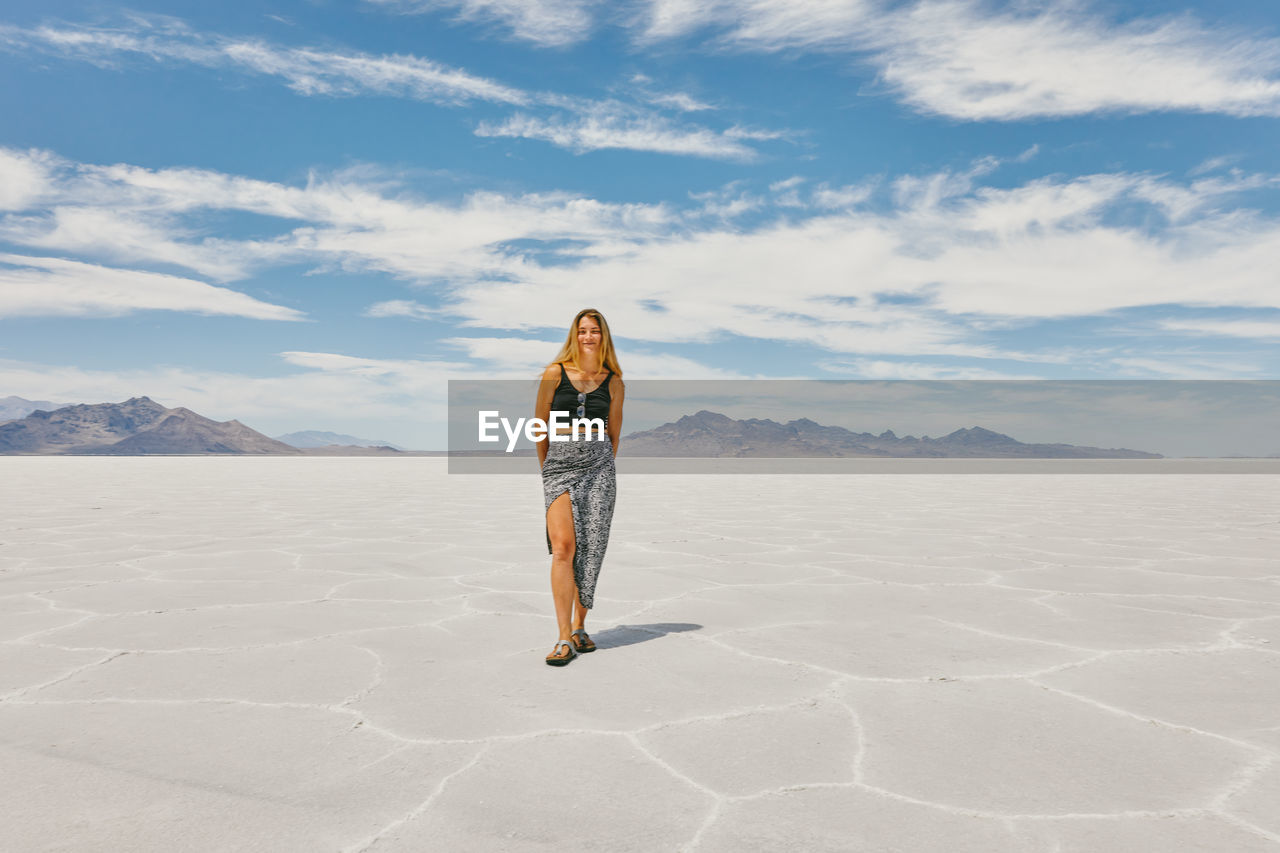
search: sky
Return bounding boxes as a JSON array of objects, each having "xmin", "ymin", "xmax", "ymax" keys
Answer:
[{"xmin": 2, "ymin": 0, "xmax": 1279, "ymax": 449}]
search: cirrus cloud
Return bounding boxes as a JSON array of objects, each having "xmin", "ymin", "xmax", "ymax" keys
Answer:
[{"xmin": 4, "ymin": 145, "xmax": 1280, "ymax": 372}]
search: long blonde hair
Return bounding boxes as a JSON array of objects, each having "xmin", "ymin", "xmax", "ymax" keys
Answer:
[{"xmin": 549, "ymin": 308, "xmax": 623, "ymax": 377}]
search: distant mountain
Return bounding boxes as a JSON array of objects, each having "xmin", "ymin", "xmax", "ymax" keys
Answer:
[
  {"xmin": 75, "ymin": 408, "xmax": 301, "ymax": 455},
  {"xmin": 298, "ymin": 444, "xmax": 404, "ymax": 455},
  {"xmin": 0, "ymin": 397, "xmax": 172, "ymax": 453},
  {"xmin": 0, "ymin": 396, "xmax": 62, "ymax": 422},
  {"xmin": 274, "ymin": 430, "xmax": 404, "ymax": 450},
  {"xmin": 0, "ymin": 397, "xmax": 300, "ymax": 455},
  {"xmin": 621, "ymin": 411, "xmax": 1161, "ymax": 458}
]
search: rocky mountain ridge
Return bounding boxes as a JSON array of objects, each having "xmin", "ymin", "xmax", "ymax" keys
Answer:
[
  {"xmin": 621, "ymin": 410, "xmax": 1160, "ymax": 458},
  {"xmin": 0, "ymin": 397, "xmax": 302, "ymax": 455}
]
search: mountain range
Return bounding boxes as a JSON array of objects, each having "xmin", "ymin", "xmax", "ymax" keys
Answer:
[
  {"xmin": 621, "ymin": 410, "xmax": 1161, "ymax": 458},
  {"xmin": 0, "ymin": 397, "xmax": 401, "ymax": 457},
  {"xmin": 2, "ymin": 399, "xmax": 1161, "ymax": 457},
  {"xmin": 0, "ymin": 397, "xmax": 305, "ymax": 455}
]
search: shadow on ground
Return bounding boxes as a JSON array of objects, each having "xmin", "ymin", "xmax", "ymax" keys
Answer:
[{"xmin": 595, "ymin": 622, "xmax": 702, "ymax": 649}]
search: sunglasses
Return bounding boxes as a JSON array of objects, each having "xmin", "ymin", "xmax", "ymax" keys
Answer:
[{"xmin": 576, "ymin": 391, "xmax": 586, "ymax": 419}]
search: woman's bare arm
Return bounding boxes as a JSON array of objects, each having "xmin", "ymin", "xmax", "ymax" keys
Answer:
[
  {"xmin": 607, "ymin": 377, "xmax": 624, "ymax": 458},
  {"xmin": 535, "ymin": 364, "xmax": 559, "ymax": 468}
]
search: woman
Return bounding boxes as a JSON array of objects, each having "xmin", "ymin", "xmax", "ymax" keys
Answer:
[{"xmin": 535, "ymin": 308, "xmax": 624, "ymax": 666}]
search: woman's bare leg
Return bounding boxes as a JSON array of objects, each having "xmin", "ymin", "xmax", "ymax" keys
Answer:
[{"xmin": 546, "ymin": 491, "xmax": 577, "ymax": 660}]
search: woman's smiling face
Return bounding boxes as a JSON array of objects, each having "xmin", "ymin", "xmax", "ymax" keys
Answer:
[{"xmin": 577, "ymin": 315, "xmax": 602, "ymax": 352}]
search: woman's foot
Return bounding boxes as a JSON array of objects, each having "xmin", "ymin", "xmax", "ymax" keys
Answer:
[
  {"xmin": 570, "ymin": 629, "xmax": 596, "ymax": 653},
  {"xmin": 545, "ymin": 640, "xmax": 576, "ymax": 666}
]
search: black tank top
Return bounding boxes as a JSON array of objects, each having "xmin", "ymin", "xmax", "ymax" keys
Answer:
[{"xmin": 551, "ymin": 363, "xmax": 612, "ymax": 422}]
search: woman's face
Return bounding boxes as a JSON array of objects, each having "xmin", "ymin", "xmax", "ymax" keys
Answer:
[{"xmin": 577, "ymin": 316, "xmax": 602, "ymax": 353}]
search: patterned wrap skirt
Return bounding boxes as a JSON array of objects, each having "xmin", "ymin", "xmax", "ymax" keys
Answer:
[{"xmin": 542, "ymin": 435, "xmax": 617, "ymax": 609}]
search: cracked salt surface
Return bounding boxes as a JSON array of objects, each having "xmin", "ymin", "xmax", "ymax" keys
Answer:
[{"xmin": 1, "ymin": 458, "xmax": 1278, "ymax": 852}]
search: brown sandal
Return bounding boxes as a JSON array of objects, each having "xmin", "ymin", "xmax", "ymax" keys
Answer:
[
  {"xmin": 545, "ymin": 640, "xmax": 576, "ymax": 666},
  {"xmin": 570, "ymin": 629, "xmax": 596, "ymax": 653}
]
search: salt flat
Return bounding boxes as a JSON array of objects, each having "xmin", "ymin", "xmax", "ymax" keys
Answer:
[{"xmin": 2, "ymin": 458, "xmax": 1279, "ymax": 852}]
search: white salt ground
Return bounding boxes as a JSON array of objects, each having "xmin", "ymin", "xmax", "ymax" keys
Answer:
[{"xmin": 1, "ymin": 458, "xmax": 1278, "ymax": 852}]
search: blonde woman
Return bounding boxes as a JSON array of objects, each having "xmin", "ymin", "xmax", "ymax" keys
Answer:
[{"xmin": 535, "ymin": 308, "xmax": 624, "ymax": 666}]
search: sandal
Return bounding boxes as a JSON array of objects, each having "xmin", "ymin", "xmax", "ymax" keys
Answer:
[
  {"xmin": 545, "ymin": 640, "xmax": 576, "ymax": 666},
  {"xmin": 570, "ymin": 629, "xmax": 596, "ymax": 653}
]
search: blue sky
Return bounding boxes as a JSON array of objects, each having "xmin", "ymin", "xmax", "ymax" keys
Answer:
[{"xmin": 1, "ymin": 0, "xmax": 1279, "ymax": 448}]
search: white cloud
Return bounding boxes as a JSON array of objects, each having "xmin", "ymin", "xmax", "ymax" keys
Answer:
[
  {"xmin": 278, "ymin": 350, "xmax": 467, "ymax": 378},
  {"xmin": 441, "ymin": 336, "xmax": 563, "ymax": 373},
  {"xmin": 0, "ymin": 254, "xmax": 303, "ymax": 320},
  {"xmin": 645, "ymin": 90, "xmax": 715, "ymax": 112},
  {"xmin": 363, "ymin": 299, "xmax": 440, "ymax": 320},
  {"xmin": 819, "ymin": 359, "xmax": 1043, "ymax": 379},
  {"xmin": 0, "ymin": 146, "xmax": 676, "ymax": 283},
  {"xmin": 1108, "ymin": 356, "xmax": 1262, "ymax": 380},
  {"xmin": 0, "ymin": 18, "xmax": 792, "ymax": 161},
  {"xmin": 876, "ymin": 2, "xmax": 1280, "ymax": 120},
  {"xmin": 1157, "ymin": 319, "xmax": 1280, "ymax": 340},
  {"xmin": 7, "ymin": 145, "xmax": 1280, "ymax": 367},
  {"xmin": 625, "ymin": 72, "xmax": 717, "ymax": 112},
  {"xmin": 0, "ymin": 148, "xmax": 53, "ymax": 210},
  {"xmin": 0, "ymin": 18, "xmax": 528, "ymax": 105},
  {"xmin": 1188, "ymin": 155, "xmax": 1240, "ymax": 176},
  {"xmin": 475, "ymin": 106, "xmax": 760, "ymax": 160},
  {"xmin": 0, "ymin": 206, "xmax": 257, "ymax": 282},
  {"xmin": 17, "ymin": 6, "xmax": 1275, "ymax": 127},
  {"xmin": 365, "ymin": 0, "xmax": 600, "ymax": 47},
  {"xmin": 436, "ymin": 166, "xmax": 1280, "ymax": 357},
  {"xmin": 723, "ymin": 124, "xmax": 796, "ymax": 141},
  {"xmin": 811, "ymin": 181, "xmax": 875, "ymax": 209},
  {"xmin": 633, "ymin": 0, "xmax": 1280, "ymax": 121},
  {"xmin": 637, "ymin": 0, "xmax": 875, "ymax": 44},
  {"xmin": 686, "ymin": 182, "xmax": 764, "ymax": 220}
]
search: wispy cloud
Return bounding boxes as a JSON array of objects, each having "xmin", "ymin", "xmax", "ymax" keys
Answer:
[
  {"xmin": 0, "ymin": 17, "xmax": 528, "ymax": 105},
  {"xmin": 6, "ymin": 145, "xmax": 1280, "ymax": 368},
  {"xmin": 53, "ymin": 6, "xmax": 1275, "ymax": 125},
  {"xmin": 633, "ymin": 0, "xmax": 1280, "ymax": 121},
  {"xmin": 0, "ymin": 146, "xmax": 676, "ymax": 284},
  {"xmin": 1188, "ymin": 155, "xmax": 1242, "ymax": 176},
  {"xmin": 475, "ymin": 104, "xmax": 760, "ymax": 160},
  {"xmin": 1157, "ymin": 318, "xmax": 1280, "ymax": 340},
  {"xmin": 1108, "ymin": 356, "xmax": 1263, "ymax": 379},
  {"xmin": 627, "ymin": 73, "xmax": 717, "ymax": 112},
  {"xmin": 872, "ymin": 2, "xmax": 1280, "ymax": 120},
  {"xmin": 645, "ymin": 90, "xmax": 715, "ymax": 112},
  {"xmin": 818, "ymin": 359, "xmax": 1042, "ymax": 380},
  {"xmin": 441, "ymin": 336, "xmax": 563, "ymax": 373},
  {"xmin": 364, "ymin": 0, "xmax": 601, "ymax": 48},
  {"xmin": 0, "ymin": 16, "xmax": 789, "ymax": 160},
  {"xmin": 364, "ymin": 299, "xmax": 440, "ymax": 320},
  {"xmin": 0, "ymin": 253, "xmax": 303, "ymax": 320}
]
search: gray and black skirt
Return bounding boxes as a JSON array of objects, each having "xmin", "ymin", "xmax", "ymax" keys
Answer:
[{"xmin": 542, "ymin": 435, "xmax": 616, "ymax": 609}]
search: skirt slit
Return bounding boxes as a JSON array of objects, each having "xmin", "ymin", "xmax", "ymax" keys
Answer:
[{"xmin": 544, "ymin": 488, "xmax": 576, "ymax": 556}]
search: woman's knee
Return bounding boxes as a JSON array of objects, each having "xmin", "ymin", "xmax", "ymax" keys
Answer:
[{"xmin": 549, "ymin": 536, "xmax": 576, "ymax": 562}]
